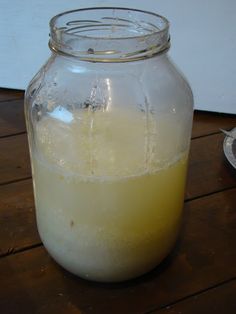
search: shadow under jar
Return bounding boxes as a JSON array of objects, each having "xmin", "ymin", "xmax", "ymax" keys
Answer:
[{"xmin": 25, "ymin": 7, "xmax": 193, "ymax": 282}]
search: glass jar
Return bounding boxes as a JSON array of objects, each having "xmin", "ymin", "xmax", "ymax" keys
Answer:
[{"xmin": 25, "ymin": 8, "xmax": 193, "ymax": 282}]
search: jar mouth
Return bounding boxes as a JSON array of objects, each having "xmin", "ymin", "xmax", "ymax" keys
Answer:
[{"xmin": 49, "ymin": 7, "xmax": 170, "ymax": 62}]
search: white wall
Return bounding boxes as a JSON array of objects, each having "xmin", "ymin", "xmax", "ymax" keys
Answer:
[{"xmin": 1, "ymin": 0, "xmax": 236, "ymax": 113}]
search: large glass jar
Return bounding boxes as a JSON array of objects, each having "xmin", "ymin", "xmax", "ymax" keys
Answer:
[{"xmin": 25, "ymin": 8, "xmax": 193, "ymax": 282}]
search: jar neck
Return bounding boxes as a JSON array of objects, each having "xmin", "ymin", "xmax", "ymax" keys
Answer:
[{"xmin": 49, "ymin": 7, "xmax": 170, "ymax": 63}]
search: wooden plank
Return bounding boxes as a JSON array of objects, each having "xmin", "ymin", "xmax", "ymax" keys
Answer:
[
  {"xmin": 186, "ymin": 133, "xmax": 236, "ymax": 199},
  {"xmin": 0, "ymin": 132, "xmax": 235, "ymax": 199},
  {"xmin": 0, "ymin": 131, "xmax": 235, "ymax": 258},
  {"xmin": 192, "ymin": 110, "xmax": 236, "ymax": 138},
  {"xmin": 0, "ymin": 179, "xmax": 40, "ymax": 257},
  {"xmin": 154, "ymin": 279, "xmax": 236, "ymax": 314},
  {"xmin": 0, "ymin": 96, "xmax": 235, "ymax": 140},
  {"xmin": 0, "ymin": 100, "xmax": 26, "ymax": 137},
  {"xmin": 0, "ymin": 134, "xmax": 31, "ymax": 185},
  {"xmin": 0, "ymin": 88, "xmax": 24, "ymax": 102},
  {"xmin": 0, "ymin": 188, "xmax": 236, "ymax": 314}
]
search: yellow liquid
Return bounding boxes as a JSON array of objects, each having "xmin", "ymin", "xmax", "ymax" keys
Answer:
[{"xmin": 32, "ymin": 108, "xmax": 188, "ymax": 282}]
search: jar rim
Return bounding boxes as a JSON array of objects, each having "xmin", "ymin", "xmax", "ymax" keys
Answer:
[
  {"xmin": 50, "ymin": 7, "xmax": 169, "ymax": 40},
  {"xmin": 49, "ymin": 7, "xmax": 170, "ymax": 62}
]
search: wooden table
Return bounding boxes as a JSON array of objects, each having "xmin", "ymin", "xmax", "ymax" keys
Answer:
[{"xmin": 0, "ymin": 88, "xmax": 236, "ymax": 314}]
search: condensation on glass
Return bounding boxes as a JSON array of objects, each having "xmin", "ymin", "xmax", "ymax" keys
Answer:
[{"xmin": 25, "ymin": 7, "xmax": 193, "ymax": 282}]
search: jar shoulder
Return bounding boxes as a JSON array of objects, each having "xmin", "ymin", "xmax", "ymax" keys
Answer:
[{"xmin": 25, "ymin": 54, "xmax": 193, "ymax": 115}]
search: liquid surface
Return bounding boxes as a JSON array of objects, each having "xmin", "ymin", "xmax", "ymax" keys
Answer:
[{"xmin": 32, "ymin": 107, "xmax": 188, "ymax": 282}]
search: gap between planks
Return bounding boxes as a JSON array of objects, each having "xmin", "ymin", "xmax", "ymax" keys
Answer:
[{"xmin": 145, "ymin": 276, "xmax": 236, "ymax": 314}]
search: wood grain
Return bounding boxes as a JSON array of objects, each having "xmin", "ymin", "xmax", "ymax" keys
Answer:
[
  {"xmin": 0, "ymin": 179, "xmax": 40, "ymax": 257},
  {"xmin": 0, "ymin": 91, "xmax": 235, "ymax": 140},
  {"xmin": 192, "ymin": 110, "xmax": 236, "ymax": 138},
  {"xmin": 154, "ymin": 279, "xmax": 236, "ymax": 314},
  {"xmin": 0, "ymin": 88, "xmax": 24, "ymax": 102},
  {"xmin": 0, "ymin": 100, "xmax": 26, "ymax": 137},
  {"xmin": 186, "ymin": 133, "xmax": 236, "ymax": 199},
  {"xmin": 1, "ymin": 131, "xmax": 235, "ymax": 199},
  {"xmin": 1, "ymin": 78, "xmax": 236, "ymax": 314},
  {"xmin": 0, "ymin": 188, "xmax": 236, "ymax": 314},
  {"xmin": 0, "ymin": 134, "xmax": 31, "ymax": 185}
]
